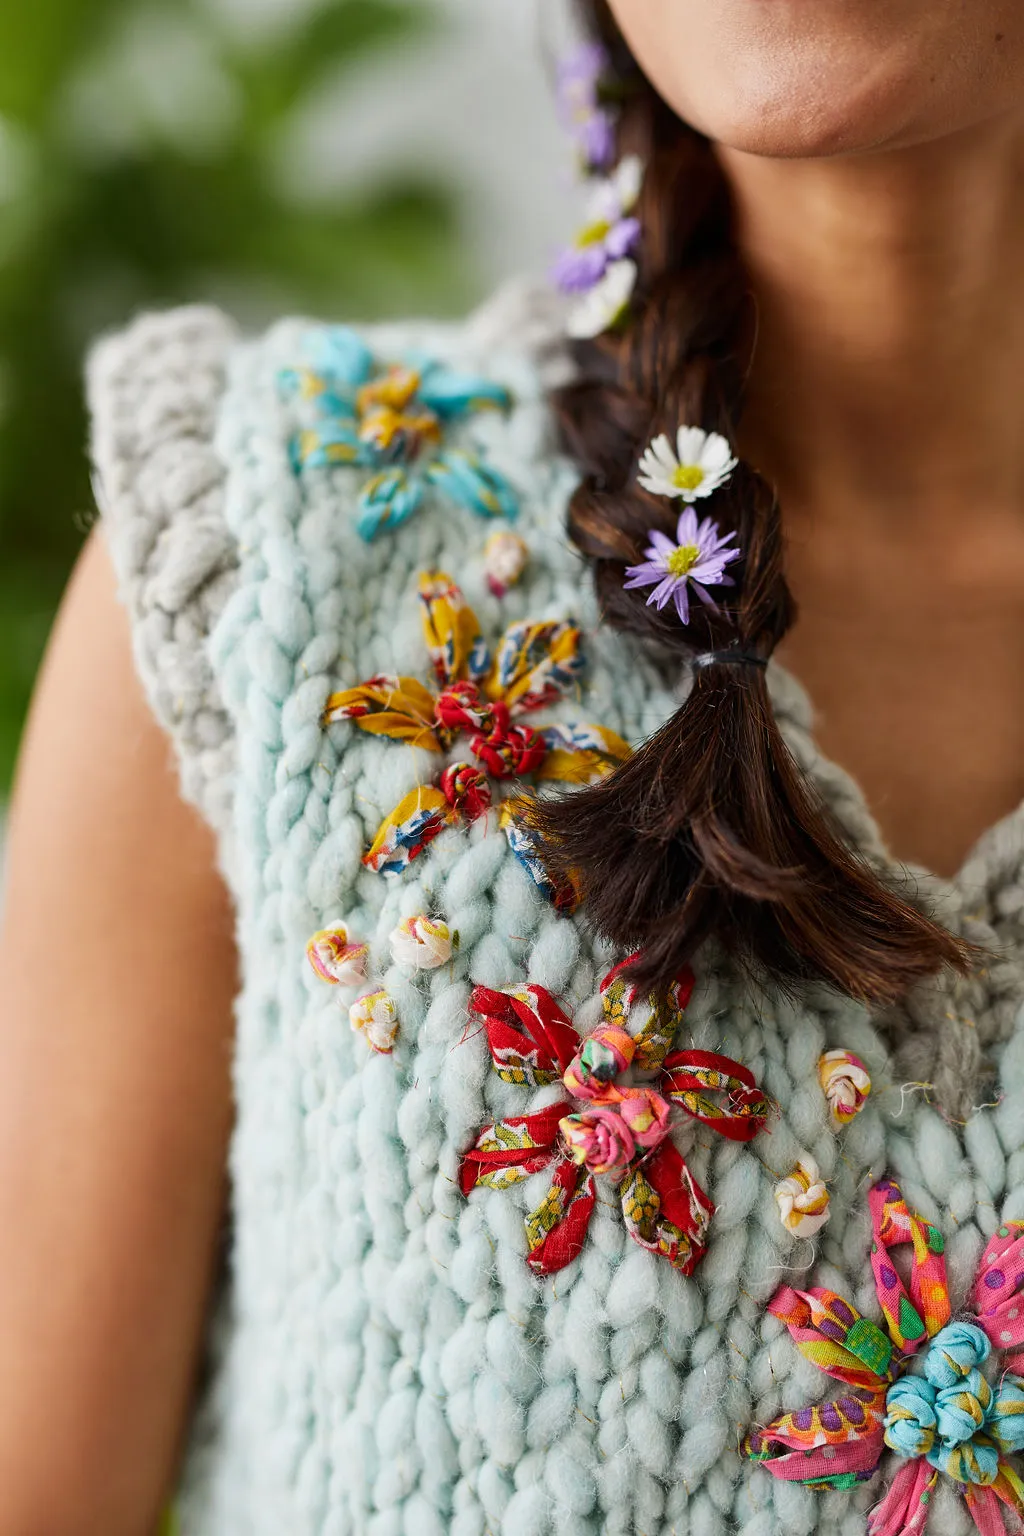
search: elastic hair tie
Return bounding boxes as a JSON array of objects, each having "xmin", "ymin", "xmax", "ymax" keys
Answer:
[{"xmin": 692, "ymin": 649, "xmax": 767, "ymax": 672}]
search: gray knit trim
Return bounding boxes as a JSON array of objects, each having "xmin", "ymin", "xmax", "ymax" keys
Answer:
[{"xmin": 87, "ymin": 305, "xmax": 240, "ymax": 840}]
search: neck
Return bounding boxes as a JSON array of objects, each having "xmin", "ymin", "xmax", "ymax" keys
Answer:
[{"xmin": 720, "ymin": 115, "xmax": 1024, "ymax": 528}]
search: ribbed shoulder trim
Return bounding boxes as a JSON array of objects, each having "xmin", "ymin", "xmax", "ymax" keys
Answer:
[{"xmin": 87, "ymin": 305, "xmax": 240, "ymax": 838}]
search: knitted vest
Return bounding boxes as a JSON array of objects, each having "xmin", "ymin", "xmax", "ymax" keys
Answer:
[{"xmin": 89, "ymin": 289, "xmax": 1024, "ymax": 1536}]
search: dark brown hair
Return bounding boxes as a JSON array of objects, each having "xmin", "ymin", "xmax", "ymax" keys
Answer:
[{"xmin": 532, "ymin": 0, "xmax": 970, "ymax": 1004}]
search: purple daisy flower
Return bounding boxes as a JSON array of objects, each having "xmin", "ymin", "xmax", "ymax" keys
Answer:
[
  {"xmin": 623, "ymin": 507, "xmax": 741, "ymax": 624},
  {"xmin": 557, "ymin": 41, "xmax": 617, "ymax": 171},
  {"xmin": 553, "ymin": 156, "xmax": 643, "ymax": 295}
]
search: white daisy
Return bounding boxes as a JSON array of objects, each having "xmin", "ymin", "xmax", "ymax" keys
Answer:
[
  {"xmin": 566, "ymin": 258, "xmax": 637, "ymax": 340},
  {"xmin": 636, "ymin": 426, "xmax": 738, "ymax": 503}
]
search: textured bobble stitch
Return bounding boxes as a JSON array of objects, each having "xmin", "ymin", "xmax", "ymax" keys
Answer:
[{"xmin": 94, "ymin": 291, "xmax": 1024, "ymax": 1536}]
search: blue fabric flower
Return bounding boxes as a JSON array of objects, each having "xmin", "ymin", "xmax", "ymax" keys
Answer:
[
  {"xmin": 923, "ymin": 1322, "xmax": 991, "ymax": 1390},
  {"xmin": 280, "ymin": 327, "xmax": 519, "ymax": 541},
  {"xmin": 884, "ymin": 1377, "xmax": 938, "ymax": 1459}
]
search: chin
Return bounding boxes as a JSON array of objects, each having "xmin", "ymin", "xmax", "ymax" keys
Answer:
[
  {"xmin": 682, "ymin": 56, "xmax": 922, "ymax": 161},
  {"xmin": 608, "ymin": 0, "xmax": 1019, "ymax": 161}
]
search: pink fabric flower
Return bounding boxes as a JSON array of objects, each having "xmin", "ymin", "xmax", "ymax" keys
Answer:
[
  {"xmin": 560, "ymin": 1105, "xmax": 636, "ymax": 1176},
  {"xmin": 618, "ymin": 1087, "xmax": 672, "ymax": 1148},
  {"xmin": 745, "ymin": 1178, "xmax": 1024, "ymax": 1536}
]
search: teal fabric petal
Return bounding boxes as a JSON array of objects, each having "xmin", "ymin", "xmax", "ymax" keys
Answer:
[
  {"xmin": 934, "ymin": 1368, "xmax": 991, "ymax": 1446},
  {"xmin": 306, "ymin": 325, "xmax": 375, "ymax": 387},
  {"xmin": 292, "ymin": 421, "xmax": 369, "ymax": 473},
  {"xmin": 883, "ymin": 1376, "xmax": 937, "ymax": 1459},
  {"xmin": 988, "ymin": 1375, "xmax": 1024, "ymax": 1454},
  {"xmin": 924, "ymin": 1322, "xmax": 991, "ymax": 1389},
  {"xmin": 416, "ymin": 362, "xmax": 511, "ymax": 419},
  {"xmin": 927, "ymin": 1434, "xmax": 1000, "ymax": 1486},
  {"xmin": 356, "ymin": 468, "xmax": 424, "ymax": 541},
  {"xmin": 427, "ymin": 449, "xmax": 519, "ymax": 520},
  {"xmin": 277, "ymin": 368, "xmax": 357, "ymax": 419}
]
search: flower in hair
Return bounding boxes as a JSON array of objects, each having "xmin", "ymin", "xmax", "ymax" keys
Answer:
[
  {"xmin": 624, "ymin": 506, "xmax": 740, "ymax": 624},
  {"xmin": 565, "ymin": 259, "xmax": 637, "ymax": 341},
  {"xmin": 637, "ymin": 425, "xmax": 737, "ymax": 503},
  {"xmin": 554, "ymin": 155, "xmax": 643, "ymax": 297},
  {"xmin": 556, "ymin": 40, "xmax": 617, "ymax": 172}
]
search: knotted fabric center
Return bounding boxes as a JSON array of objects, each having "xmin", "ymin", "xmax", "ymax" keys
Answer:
[{"xmin": 882, "ymin": 1321, "xmax": 1024, "ymax": 1487}]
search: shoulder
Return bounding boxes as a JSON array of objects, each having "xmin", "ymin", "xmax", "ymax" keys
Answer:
[{"xmin": 84, "ymin": 283, "xmax": 573, "ymax": 829}]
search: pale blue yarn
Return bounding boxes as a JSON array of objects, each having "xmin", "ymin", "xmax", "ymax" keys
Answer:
[{"xmin": 87, "ymin": 289, "xmax": 1024, "ymax": 1536}]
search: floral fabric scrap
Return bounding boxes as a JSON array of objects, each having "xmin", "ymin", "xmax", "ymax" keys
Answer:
[
  {"xmin": 744, "ymin": 1175, "xmax": 1024, "ymax": 1536},
  {"xmin": 349, "ymin": 988, "xmax": 400, "ymax": 1054},
  {"xmin": 775, "ymin": 1155, "xmax": 831, "ymax": 1238},
  {"xmin": 322, "ymin": 571, "xmax": 631, "ymax": 875},
  {"xmin": 306, "ymin": 923, "xmax": 368, "ymax": 987},
  {"xmin": 279, "ymin": 326, "xmax": 518, "ymax": 539},
  {"xmin": 499, "ymin": 797, "xmax": 581, "ymax": 915},
  {"xmin": 390, "ymin": 914, "xmax": 454, "ymax": 971},
  {"xmin": 459, "ymin": 961, "xmax": 768, "ymax": 1276},
  {"xmin": 818, "ymin": 1048, "xmax": 872, "ymax": 1128}
]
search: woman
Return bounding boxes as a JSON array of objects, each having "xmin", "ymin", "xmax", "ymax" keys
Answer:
[{"xmin": 1, "ymin": 0, "xmax": 1022, "ymax": 1530}]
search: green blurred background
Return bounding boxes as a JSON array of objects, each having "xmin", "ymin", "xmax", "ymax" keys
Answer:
[{"xmin": 0, "ymin": 0, "xmax": 573, "ymax": 792}]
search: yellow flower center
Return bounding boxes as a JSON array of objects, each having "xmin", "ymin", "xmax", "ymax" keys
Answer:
[
  {"xmin": 672, "ymin": 464, "xmax": 705, "ymax": 492},
  {"xmin": 356, "ymin": 366, "xmax": 440, "ymax": 456},
  {"xmin": 667, "ymin": 544, "xmax": 700, "ymax": 577},
  {"xmin": 356, "ymin": 365, "xmax": 421, "ymax": 415},
  {"xmin": 575, "ymin": 217, "xmax": 611, "ymax": 249}
]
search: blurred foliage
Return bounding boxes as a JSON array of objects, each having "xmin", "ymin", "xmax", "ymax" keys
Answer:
[{"xmin": 0, "ymin": 0, "xmax": 465, "ymax": 789}]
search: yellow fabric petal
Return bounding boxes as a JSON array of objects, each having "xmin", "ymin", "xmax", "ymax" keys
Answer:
[
  {"xmin": 536, "ymin": 723, "xmax": 632, "ymax": 784},
  {"xmin": 418, "ymin": 571, "xmax": 488, "ymax": 687},
  {"xmin": 363, "ymin": 783, "xmax": 454, "ymax": 875},
  {"xmin": 485, "ymin": 618, "xmax": 585, "ymax": 712},
  {"xmin": 323, "ymin": 675, "xmax": 441, "ymax": 751}
]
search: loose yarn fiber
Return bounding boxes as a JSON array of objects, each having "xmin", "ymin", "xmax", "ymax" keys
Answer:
[{"xmin": 88, "ymin": 287, "xmax": 1024, "ymax": 1536}]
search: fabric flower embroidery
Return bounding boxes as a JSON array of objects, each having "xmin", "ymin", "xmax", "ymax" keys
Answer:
[
  {"xmin": 624, "ymin": 506, "xmax": 741, "ymax": 624},
  {"xmin": 775, "ymin": 1155, "xmax": 831, "ymax": 1238},
  {"xmin": 484, "ymin": 529, "xmax": 529, "ymax": 597},
  {"xmin": 637, "ymin": 425, "xmax": 737, "ymax": 503},
  {"xmin": 556, "ymin": 40, "xmax": 617, "ymax": 172},
  {"xmin": 389, "ymin": 915, "xmax": 454, "ymax": 970},
  {"xmin": 554, "ymin": 155, "xmax": 643, "ymax": 296},
  {"xmin": 460, "ymin": 961, "xmax": 769, "ymax": 1276},
  {"xmin": 306, "ymin": 923, "xmax": 369, "ymax": 987},
  {"xmin": 745, "ymin": 1176, "xmax": 1024, "ymax": 1536},
  {"xmin": 497, "ymin": 797, "xmax": 581, "ymax": 914},
  {"xmin": 819, "ymin": 1048, "xmax": 872, "ymax": 1128},
  {"xmin": 280, "ymin": 326, "xmax": 518, "ymax": 540},
  {"xmin": 322, "ymin": 572, "xmax": 631, "ymax": 875},
  {"xmin": 349, "ymin": 988, "xmax": 400, "ymax": 1054}
]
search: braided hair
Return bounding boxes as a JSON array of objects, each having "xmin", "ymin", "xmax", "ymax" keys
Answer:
[{"xmin": 532, "ymin": 0, "xmax": 971, "ymax": 1004}]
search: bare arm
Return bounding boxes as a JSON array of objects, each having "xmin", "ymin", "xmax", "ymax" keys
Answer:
[{"xmin": 0, "ymin": 532, "xmax": 237, "ymax": 1533}]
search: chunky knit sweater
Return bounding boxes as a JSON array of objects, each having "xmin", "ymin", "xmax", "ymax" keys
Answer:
[{"xmin": 88, "ymin": 289, "xmax": 1024, "ymax": 1536}]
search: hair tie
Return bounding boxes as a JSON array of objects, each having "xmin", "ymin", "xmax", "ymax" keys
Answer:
[{"xmin": 692, "ymin": 649, "xmax": 767, "ymax": 672}]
